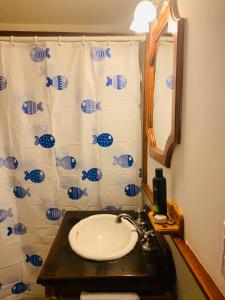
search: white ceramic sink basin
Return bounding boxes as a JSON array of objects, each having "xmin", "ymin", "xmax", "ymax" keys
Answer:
[{"xmin": 68, "ymin": 214, "xmax": 138, "ymax": 261}]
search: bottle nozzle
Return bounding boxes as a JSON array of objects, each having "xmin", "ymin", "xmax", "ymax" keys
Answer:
[{"xmin": 155, "ymin": 168, "xmax": 163, "ymax": 177}]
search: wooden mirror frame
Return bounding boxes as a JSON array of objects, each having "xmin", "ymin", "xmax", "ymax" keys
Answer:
[{"xmin": 144, "ymin": 1, "xmax": 184, "ymax": 168}]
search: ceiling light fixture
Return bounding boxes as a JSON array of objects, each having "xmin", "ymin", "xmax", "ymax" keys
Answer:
[{"xmin": 130, "ymin": 1, "xmax": 157, "ymax": 33}]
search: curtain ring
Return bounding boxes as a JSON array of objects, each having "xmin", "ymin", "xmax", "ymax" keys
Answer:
[
  {"xmin": 58, "ymin": 35, "xmax": 61, "ymax": 46},
  {"xmin": 82, "ymin": 35, "xmax": 85, "ymax": 46},
  {"xmin": 107, "ymin": 36, "xmax": 110, "ymax": 46},
  {"xmin": 34, "ymin": 36, "xmax": 38, "ymax": 45},
  {"xmin": 10, "ymin": 36, "xmax": 15, "ymax": 47}
]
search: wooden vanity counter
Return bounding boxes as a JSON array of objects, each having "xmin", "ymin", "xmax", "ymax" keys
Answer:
[{"xmin": 37, "ymin": 211, "xmax": 176, "ymax": 300}]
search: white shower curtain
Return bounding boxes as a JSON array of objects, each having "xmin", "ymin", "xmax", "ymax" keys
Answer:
[{"xmin": 0, "ymin": 40, "xmax": 141, "ymax": 299}]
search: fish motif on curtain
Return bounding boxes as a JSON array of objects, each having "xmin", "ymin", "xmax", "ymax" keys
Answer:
[
  {"xmin": 26, "ymin": 254, "xmax": 43, "ymax": 267},
  {"xmin": 11, "ymin": 282, "xmax": 30, "ymax": 294},
  {"xmin": 7, "ymin": 223, "xmax": 27, "ymax": 236},
  {"xmin": 46, "ymin": 75, "xmax": 68, "ymax": 90},
  {"xmin": 106, "ymin": 74, "xmax": 127, "ymax": 89},
  {"xmin": 34, "ymin": 134, "xmax": 55, "ymax": 148},
  {"xmin": 68, "ymin": 187, "xmax": 88, "ymax": 200},
  {"xmin": 24, "ymin": 169, "xmax": 45, "ymax": 183},
  {"xmin": 113, "ymin": 154, "xmax": 134, "ymax": 168},
  {"xmin": 0, "ymin": 75, "xmax": 7, "ymax": 90},
  {"xmin": 22, "ymin": 100, "xmax": 44, "ymax": 115},
  {"xmin": 56, "ymin": 156, "xmax": 77, "ymax": 169},
  {"xmin": 0, "ymin": 156, "xmax": 18, "ymax": 169},
  {"xmin": 124, "ymin": 184, "xmax": 141, "ymax": 197},
  {"xmin": 92, "ymin": 133, "xmax": 113, "ymax": 147},
  {"xmin": 46, "ymin": 208, "xmax": 65, "ymax": 221},
  {"xmin": 30, "ymin": 47, "xmax": 51, "ymax": 62},
  {"xmin": 82, "ymin": 168, "xmax": 103, "ymax": 182},
  {"xmin": 90, "ymin": 47, "xmax": 111, "ymax": 61},
  {"xmin": 13, "ymin": 186, "xmax": 31, "ymax": 198},
  {"xmin": 81, "ymin": 99, "xmax": 102, "ymax": 114},
  {"xmin": 0, "ymin": 208, "xmax": 13, "ymax": 223}
]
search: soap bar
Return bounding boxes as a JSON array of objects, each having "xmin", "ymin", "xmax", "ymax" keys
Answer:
[{"xmin": 153, "ymin": 214, "xmax": 167, "ymax": 224}]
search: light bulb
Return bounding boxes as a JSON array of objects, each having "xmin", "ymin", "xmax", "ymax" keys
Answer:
[
  {"xmin": 133, "ymin": 1, "xmax": 156, "ymax": 22},
  {"xmin": 130, "ymin": 18, "xmax": 150, "ymax": 33}
]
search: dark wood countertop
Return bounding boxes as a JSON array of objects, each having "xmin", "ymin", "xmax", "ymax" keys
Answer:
[{"xmin": 37, "ymin": 211, "xmax": 176, "ymax": 295}]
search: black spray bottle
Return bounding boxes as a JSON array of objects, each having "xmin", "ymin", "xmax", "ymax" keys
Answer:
[{"xmin": 152, "ymin": 168, "xmax": 167, "ymax": 215}]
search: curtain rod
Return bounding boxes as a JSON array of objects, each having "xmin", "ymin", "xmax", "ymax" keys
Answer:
[{"xmin": 0, "ymin": 35, "xmax": 146, "ymax": 43}]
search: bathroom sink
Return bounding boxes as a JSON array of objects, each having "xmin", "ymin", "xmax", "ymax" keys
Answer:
[{"xmin": 68, "ymin": 214, "xmax": 138, "ymax": 261}]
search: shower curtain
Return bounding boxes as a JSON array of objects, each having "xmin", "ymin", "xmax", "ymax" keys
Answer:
[{"xmin": 0, "ymin": 40, "xmax": 141, "ymax": 299}]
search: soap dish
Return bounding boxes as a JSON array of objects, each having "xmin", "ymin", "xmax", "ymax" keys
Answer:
[{"xmin": 148, "ymin": 200, "xmax": 184, "ymax": 236}]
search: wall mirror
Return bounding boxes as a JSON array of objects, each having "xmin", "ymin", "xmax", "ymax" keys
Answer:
[{"xmin": 144, "ymin": 1, "xmax": 184, "ymax": 168}]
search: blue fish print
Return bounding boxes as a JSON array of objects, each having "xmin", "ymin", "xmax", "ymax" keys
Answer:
[
  {"xmin": 46, "ymin": 208, "xmax": 65, "ymax": 221},
  {"xmin": 11, "ymin": 282, "xmax": 30, "ymax": 294},
  {"xmin": 82, "ymin": 168, "xmax": 102, "ymax": 182},
  {"xmin": 22, "ymin": 100, "xmax": 43, "ymax": 115},
  {"xmin": 106, "ymin": 75, "xmax": 127, "ymax": 90},
  {"xmin": 13, "ymin": 186, "xmax": 31, "ymax": 198},
  {"xmin": 34, "ymin": 134, "xmax": 55, "ymax": 148},
  {"xmin": 30, "ymin": 47, "xmax": 51, "ymax": 62},
  {"xmin": 92, "ymin": 133, "xmax": 113, "ymax": 147},
  {"xmin": 0, "ymin": 156, "xmax": 18, "ymax": 169},
  {"xmin": 26, "ymin": 254, "xmax": 43, "ymax": 267},
  {"xmin": 90, "ymin": 47, "xmax": 111, "ymax": 61},
  {"xmin": 0, "ymin": 75, "xmax": 7, "ymax": 91},
  {"xmin": 103, "ymin": 205, "xmax": 117, "ymax": 212},
  {"xmin": 7, "ymin": 223, "xmax": 27, "ymax": 236},
  {"xmin": 124, "ymin": 184, "xmax": 140, "ymax": 197},
  {"xmin": 68, "ymin": 187, "xmax": 88, "ymax": 200},
  {"xmin": 113, "ymin": 154, "xmax": 134, "ymax": 168},
  {"xmin": 47, "ymin": 75, "xmax": 68, "ymax": 90},
  {"xmin": 56, "ymin": 156, "xmax": 76, "ymax": 170},
  {"xmin": 0, "ymin": 208, "xmax": 13, "ymax": 223},
  {"xmin": 81, "ymin": 99, "xmax": 102, "ymax": 114},
  {"xmin": 166, "ymin": 75, "xmax": 174, "ymax": 89},
  {"xmin": 24, "ymin": 169, "xmax": 45, "ymax": 183}
]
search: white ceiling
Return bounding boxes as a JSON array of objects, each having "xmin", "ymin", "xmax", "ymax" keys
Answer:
[{"xmin": 0, "ymin": 0, "xmax": 142, "ymax": 33}]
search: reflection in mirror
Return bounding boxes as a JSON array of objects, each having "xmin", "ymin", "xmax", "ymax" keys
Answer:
[{"xmin": 153, "ymin": 33, "xmax": 174, "ymax": 150}]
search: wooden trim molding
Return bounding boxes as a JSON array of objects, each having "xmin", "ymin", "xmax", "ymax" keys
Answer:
[
  {"xmin": 142, "ymin": 32, "xmax": 151, "ymax": 185},
  {"xmin": 142, "ymin": 183, "xmax": 153, "ymax": 201},
  {"xmin": 172, "ymin": 237, "xmax": 225, "ymax": 300}
]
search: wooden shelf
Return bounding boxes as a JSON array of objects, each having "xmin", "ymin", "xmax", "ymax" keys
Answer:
[{"xmin": 148, "ymin": 200, "xmax": 184, "ymax": 236}]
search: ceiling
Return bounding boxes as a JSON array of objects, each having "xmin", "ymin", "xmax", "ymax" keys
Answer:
[{"xmin": 0, "ymin": 0, "xmax": 143, "ymax": 33}]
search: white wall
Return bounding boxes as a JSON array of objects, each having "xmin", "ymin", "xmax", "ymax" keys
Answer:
[
  {"xmin": 165, "ymin": 236, "xmax": 206, "ymax": 300},
  {"xmin": 147, "ymin": 0, "xmax": 225, "ymax": 296}
]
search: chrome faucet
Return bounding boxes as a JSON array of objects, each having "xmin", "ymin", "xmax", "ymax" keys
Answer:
[{"xmin": 115, "ymin": 213, "xmax": 145, "ymax": 236}]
